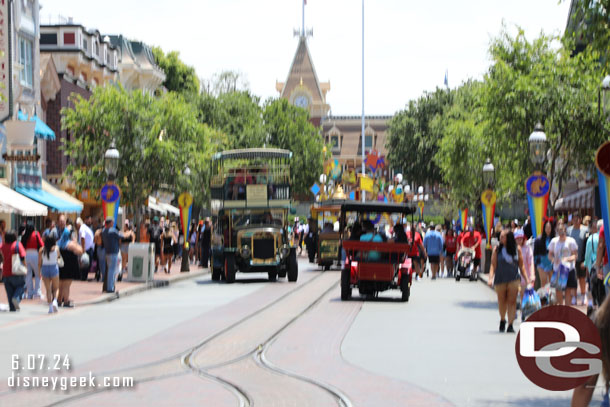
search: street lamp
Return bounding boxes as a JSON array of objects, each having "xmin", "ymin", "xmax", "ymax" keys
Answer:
[
  {"xmin": 181, "ymin": 165, "xmax": 192, "ymax": 272},
  {"xmin": 104, "ymin": 141, "xmax": 120, "ymax": 181},
  {"xmin": 528, "ymin": 123, "xmax": 547, "ymax": 170},
  {"xmin": 482, "ymin": 158, "xmax": 495, "ymax": 189}
]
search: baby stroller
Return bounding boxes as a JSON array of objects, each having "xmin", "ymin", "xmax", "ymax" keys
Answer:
[{"xmin": 455, "ymin": 247, "xmax": 477, "ymax": 282}]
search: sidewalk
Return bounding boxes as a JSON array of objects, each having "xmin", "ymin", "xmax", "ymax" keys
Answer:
[{"xmin": 0, "ymin": 259, "xmax": 209, "ymax": 311}]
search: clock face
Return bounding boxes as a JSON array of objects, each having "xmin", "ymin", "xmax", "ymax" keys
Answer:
[{"xmin": 294, "ymin": 95, "xmax": 309, "ymax": 108}]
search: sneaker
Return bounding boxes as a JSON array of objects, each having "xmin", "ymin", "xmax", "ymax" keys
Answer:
[
  {"xmin": 48, "ymin": 304, "xmax": 54, "ymax": 314},
  {"xmin": 11, "ymin": 297, "xmax": 20, "ymax": 311},
  {"xmin": 52, "ymin": 299, "xmax": 58, "ymax": 313},
  {"xmin": 62, "ymin": 301, "xmax": 74, "ymax": 308},
  {"xmin": 507, "ymin": 324, "xmax": 515, "ymax": 333},
  {"xmin": 499, "ymin": 320, "xmax": 506, "ymax": 332},
  {"xmin": 571, "ymin": 296, "xmax": 577, "ymax": 305}
]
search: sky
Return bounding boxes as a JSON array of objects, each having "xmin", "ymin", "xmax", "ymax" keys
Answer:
[{"xmin": 39, "ymin": 0, "xmax": 572, "ymax": 116}]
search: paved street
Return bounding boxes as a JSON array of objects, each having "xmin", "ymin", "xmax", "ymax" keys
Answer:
[{"xmin": 0, "ymin": 259, "xmax": 604, "ymax": 406}]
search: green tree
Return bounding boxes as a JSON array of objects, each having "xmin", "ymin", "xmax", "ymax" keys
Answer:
[
  {"xmin": 263, "ymin": 98, "xmax": 326, "ymax": 196},
  {"xmin": 564, "ymin": 0, "xmax": 610, "ymax": 72},
  {"xmin": 152, "ymin": 47, "xmax": 200, "ymax": 95},
  {"xmin": 435, "ymin": 80, "xmax": 490, "ymax": 209},
  {"xmin": 62, "ymin": 85, "xmax": 217, "ymax": 231},
  {"xmin": 483, "ymin": 29, "xmax": 606, "ymax": 212},
  {"xmin": 386, "ymin": 88, "xmax": 452, "ymax": 186},
  {"xmin": 196, "ymin": 91, "xmax": 266, "ymax": 149}
]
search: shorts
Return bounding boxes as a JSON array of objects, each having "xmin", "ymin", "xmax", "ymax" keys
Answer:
[
  {"xmin": 566, "ymin": 268, "xmax": 578, "ymax": 289},
  {"xmin": 409, "ymin": 255, "xmax": 420, "ymax": 264},
  {"xmin": 120, "ymin": 243, "xmax": 129, "ymax": 255},
  {"xmin": 494, "ymin": 279, "xmax": 520, "ymax": 292},
  {"xmin": 474, "ymin": 258, "xmax": 481, "ymax": 268},
  {"xmin": 575, "ymin": 261, "xmax": 586, "ymax": 278},
  {"xmin": 428, "ymin": 255, "xmax": 440, "ymax": 264},
  {"xmin": 41, "ymin": 264, "xmax": 59, "ymax": 279}
]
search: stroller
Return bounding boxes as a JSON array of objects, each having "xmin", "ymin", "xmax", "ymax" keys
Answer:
[{"xmin": 455, "ymin": 247, "xmax": 477, "ymax": 282}]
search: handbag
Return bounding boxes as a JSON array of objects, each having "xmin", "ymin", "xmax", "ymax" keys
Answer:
[
  {"xmin": 11, "ymin": 242, "xmax": 27, "ymax": 276},
  {"xmin": 521, "ymin": 288, "xmax": 541, "ymax": 321},
  {"xmin": 57, "ymin": 250, "xmax": 65, "ymax": 268}
]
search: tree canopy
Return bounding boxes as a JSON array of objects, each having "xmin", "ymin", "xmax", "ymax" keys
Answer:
[{"xmin": 152, "ymin": 47, "xmax": 200, "ymax": 95}]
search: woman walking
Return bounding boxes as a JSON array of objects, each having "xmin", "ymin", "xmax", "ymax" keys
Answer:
[
  {"xmin": 38, "ymin": 234, "xmax": 61, "ymax": 313},
  {"xmin": 22, "ymin": 223, "xmax": 44, "ymax": 299},
  {"xmin": 0, "ymin": 230, "xmax": 27, "ymax": 311},
  {"xmin": 488, "ymin": 228, "xmax": 530, "ymax": 333},
  {"xmin": 548, "ymin": 221, "xmax": 579, "ymax": 306},
  {"xmin": 120, "ymin": 220, "xmax": 135, "ymax": 278},
  {"xmin": 533, "ymin": 220, "xmax": 555, "ymax": 288},
  {"xmin": 57, "ymin": 228, "xmax": 83, "ymax": 307},
  {"xmin": 515, "ymin": 228, "xmax": 535, "ymax": 302},
  {"xmin": 160, "ymin": 226, "xmax": 174, "ymax": 273}
]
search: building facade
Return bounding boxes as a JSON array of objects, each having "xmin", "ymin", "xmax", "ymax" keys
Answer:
[{"xmin": 277, "ymin": 35, "xmax": 392, "ymax": 179}]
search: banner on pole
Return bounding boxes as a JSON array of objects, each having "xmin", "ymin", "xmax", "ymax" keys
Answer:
[
  {"xmin": 596, "ymin": 141, "xmax": 610, "ymax": 262},
  {"xmin": 101, "ymin": 183, "xmax": 120, "ymax": 226},
  {"xmin": 481, "ymin": 189, "xmax": 496, "ymax": 249},
  {"xmin": 178, "ymin": 192, "xmax": 193, "ymax": 248},
  {"xmin": 525, "ymin": 173, "xmax": 550, "ymax": 239}
]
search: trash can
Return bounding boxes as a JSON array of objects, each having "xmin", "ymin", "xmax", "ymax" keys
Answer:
[{"xmin": 128, "ymin": 243, "xmax": 155, "ymax": 282}]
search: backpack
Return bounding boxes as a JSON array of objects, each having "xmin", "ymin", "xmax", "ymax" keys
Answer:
[{"xmin": 152, "ymin": 226, "xmax": 162, "ymax": 242}]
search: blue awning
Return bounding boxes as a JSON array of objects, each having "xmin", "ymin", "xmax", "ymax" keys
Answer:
[
  {"xmin": 17, "ymin": 111, "xmax": 55, "ymax": 140},
  {"xmin": 15, "ymin": 187, "xmax": 82, "ymax": 213}
]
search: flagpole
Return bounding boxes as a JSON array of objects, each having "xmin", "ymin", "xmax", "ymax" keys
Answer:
[
  {"xmin": 302, "ymin": 0, "xmax": 305, "ymax": 36},
  {"xmin": 361, "ymin": 0, "xmax": 365, "ymax": 202}
]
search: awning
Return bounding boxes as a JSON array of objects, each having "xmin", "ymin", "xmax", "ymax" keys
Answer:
[
  {"xmin": 42, "ymin": 180, "xmax": 84, "ymax": 210},
  {"xmin": 159, "ymin": 202, "xmax": 179, "ymax": 216},
  {"xmin": 17, "ymin": 111, "xmax": 55, "ymax": 140},
  {"xmin": 554, "ymin": 186, "xmax": 595, "ymax": 212},
  {"xmin": 148, "ymin": 196, "xmax": 167, "ymax": 215},
  {"xmin": 16, "ymin": 186, "xmax": 82, "ymax": 213},
  {"xmin": 0, "ymin": 184, "xmax": 48, "ymax": 216}
]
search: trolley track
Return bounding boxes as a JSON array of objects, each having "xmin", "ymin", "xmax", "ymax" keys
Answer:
[{"xmin": 33, "ymin": 268, "xmax": 352, "ymax": 407}]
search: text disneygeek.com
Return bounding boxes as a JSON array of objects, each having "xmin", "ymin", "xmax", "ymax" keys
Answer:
[{"xmin": 8, "ymin": 372, "xmax": 135, "ymax": 391}]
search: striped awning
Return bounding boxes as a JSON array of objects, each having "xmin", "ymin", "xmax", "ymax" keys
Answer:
[{"xmin": 554, "ymin": 187, "xmax": 595, "ymax": 211}]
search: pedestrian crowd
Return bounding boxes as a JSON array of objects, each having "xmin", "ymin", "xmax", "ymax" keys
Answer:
[{"xmin": 0, "ymin": 214, "xmax": 217, "ymax": 314}]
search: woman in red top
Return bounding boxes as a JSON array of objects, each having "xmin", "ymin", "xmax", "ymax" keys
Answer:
[
  {"xmin": 407, "ymin": 223, "xmax": 427, "ymax": 278},
  {"xmin": 444, "ymin": 229, "xmax": 457, "ymax": 277},
  {"xmin": 0, "ymin": 230, "xmax": 27, "ymax": 311},
  {"xmin": 23, "ymin": 223, "xmax": 44, "ymax": 299}
]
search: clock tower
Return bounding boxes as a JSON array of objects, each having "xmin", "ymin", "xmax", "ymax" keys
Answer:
[{"xmin": 276, "ymin": 35, "xmax": 330, "ymax": 126}]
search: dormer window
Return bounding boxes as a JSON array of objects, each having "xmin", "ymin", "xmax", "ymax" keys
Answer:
[
  {"xmin": 63, "ymin": 32, "xmax": 75, "ymax": 45},
  {"xmin": 82, "ymin": 38, "xmax": 88, "ymax": 53},
  {"xmin": 93, "ymin": 41, "xmax": 98, "ymax": 57}
]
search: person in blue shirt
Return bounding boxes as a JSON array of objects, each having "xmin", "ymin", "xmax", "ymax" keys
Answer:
[
  {"xmin": 359, "ymin": 220, "xmax": 383, "ymax": 262},
  {"xmin": 101, "ymin": 217, "xmax": 124, "ymax": 293},
  {"xmin": 424, "ymin": 224, "xmax": 444, "ymax": 279}
]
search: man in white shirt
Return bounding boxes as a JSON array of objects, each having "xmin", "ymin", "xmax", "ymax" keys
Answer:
[
  {"xmin": 76, "ymin": 217, "xmax": 95, "ymax": 281},
  {"xmin": 548, "ymin": 222, "xmax": 579, "ymax": 306}
]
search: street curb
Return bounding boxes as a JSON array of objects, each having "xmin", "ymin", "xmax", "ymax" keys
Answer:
[
  {"xmin": 77, "ymin": 268, "xmax": 210, "ymax": 306},
  {"xmin": 477, "ymin": 272, "xmax": 493, "ymax": 290}
]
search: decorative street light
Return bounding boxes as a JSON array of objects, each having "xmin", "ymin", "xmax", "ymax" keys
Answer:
[
  {"xmin": 180, "ymin": 165, "xmax": 193, "ymax": 272},
  {"xmin": 481, "ymin": 158, "xmax": 497, "ymax": 255},
  {"xmin": 104, "ymin": 141, "xmax": 120, "ymax": 181},
  {"xmin": 526, "ymin": 123, "xmax": 550, "ymax": 239},
  {"xmin": 528, "ymin": 123, "xmax": 547, "ymax": 169},
  {"xmin": 482, "ymin": 158, "xmax": 495, "ymax": 189}
]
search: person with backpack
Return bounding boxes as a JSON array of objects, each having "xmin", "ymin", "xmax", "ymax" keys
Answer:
[{"xmin": 22, "ymin": 222, "xmax": 44, "ymax": 299}]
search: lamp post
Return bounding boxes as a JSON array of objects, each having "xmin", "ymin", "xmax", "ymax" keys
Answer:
[
  {"xmin": 481, "ymin": 159, "xmax": 496, "ymax": 272},
  {"xmin": 101, "ymin": 141, "xmax": 120, "ymax": 291},
  {"xmin": 526, "ymin": 123, "xmax": 549, "ymax": 239},
  {"xmin": 180, "ymin": 166, "xmax": 192, "ymax": 272},
  {"xmin": 599, "ymin": 75, "xmax": 610, "ymax": 117},
  {"xmin": 104, "ymin": 141, "xmax": 120, "ymax": 181}
]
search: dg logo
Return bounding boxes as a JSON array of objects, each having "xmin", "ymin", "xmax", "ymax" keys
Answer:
[{"xmin": 515, "ymin": 305, "xmax": 602, "ymax": 391}]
